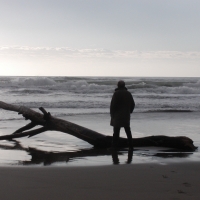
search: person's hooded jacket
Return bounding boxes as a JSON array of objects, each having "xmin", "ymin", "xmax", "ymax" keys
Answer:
[{"xmin": 110, "ymin": 87, "xmax": 135, "ymax": 127}]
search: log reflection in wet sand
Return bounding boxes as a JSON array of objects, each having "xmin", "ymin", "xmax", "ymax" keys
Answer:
[{"xmin": 0, "ymin": 140, "xmax": 194, "ymax": 166}]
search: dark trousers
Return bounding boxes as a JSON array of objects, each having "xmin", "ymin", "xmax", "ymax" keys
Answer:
[{"xmin": 112, "ymin": 126, "xmax": 133, "ymax": 148}]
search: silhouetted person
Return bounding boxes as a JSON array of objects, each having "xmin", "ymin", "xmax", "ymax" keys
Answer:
[{"xmin": 110, "ymin": 80, "xmax": 135, "ymax": 149}]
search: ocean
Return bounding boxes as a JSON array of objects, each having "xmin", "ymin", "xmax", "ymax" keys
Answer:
[{"xmin": 0, "ymin": 76, "xmax": 200, "ymax": 166}]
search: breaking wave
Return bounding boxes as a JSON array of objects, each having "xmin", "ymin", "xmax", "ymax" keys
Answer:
[
  {"xmin": 1, "ymin": 76, "xmax": 200, "ymax": 95},
  {"xmin": 1, "ymin": 76, "xmax": 200, "ymax": 113}
]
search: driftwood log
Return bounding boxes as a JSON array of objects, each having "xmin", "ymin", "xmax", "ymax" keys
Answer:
[{"xmin": 0, "ymin": 101, "xmax": 197, "ymax": 151}]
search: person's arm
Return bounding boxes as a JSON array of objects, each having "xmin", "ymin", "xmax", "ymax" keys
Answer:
[
  {"xmin": 130, "ymin": 94, "xmax": 135, "ymax": 113},
  {"xmin": 110, "ymin": 93, "xmax": 116, "ymax": 116}
]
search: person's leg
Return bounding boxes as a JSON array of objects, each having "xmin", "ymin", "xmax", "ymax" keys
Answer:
[
  {"xmin": 112, "ymin": 126, "xmax": 120, "ymax": 148},
  {"xmin": 126, "ymin": 148, "xmax": 133, "ymax": 164},
  {"xmin": 124, "ymin": 126, "xmax": 133, "ymax": 148},
  {"xmin": 111, "ymin": 150, "xmax": 120, "ymax": 164}
]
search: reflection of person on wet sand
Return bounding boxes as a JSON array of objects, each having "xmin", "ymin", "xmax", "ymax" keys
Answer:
[
  {"xmin": 110, "ymin": 80, "xmax": 135, "ymax": 149},
  {"xmin": 111, "ymin": 149, "xmax": 133, "ymax": 165}
]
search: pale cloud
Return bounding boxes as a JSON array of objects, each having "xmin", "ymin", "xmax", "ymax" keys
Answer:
[
  {"xmin": 1, "ymin": 46, "xmax": 199, "ymax": 77},
  {"xmin": 1, "ymin": 46, "xmax": 200, "ymax": 60}
]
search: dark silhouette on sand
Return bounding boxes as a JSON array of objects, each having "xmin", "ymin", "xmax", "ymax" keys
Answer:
[{"xmin": 110, "ymin": 80, "xmax": 135, "ymax": 149}]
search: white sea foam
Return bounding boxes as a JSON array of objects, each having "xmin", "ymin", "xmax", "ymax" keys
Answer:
[
  {"xmin": 13, "ymin": 77, "xmax": 57, "ymax": 87},
  {"xmin": 2, "ymin": 76, "xmax": 200, "ymax": 94}
]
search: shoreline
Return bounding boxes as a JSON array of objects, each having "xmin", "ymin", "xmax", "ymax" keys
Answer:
[
  {"xmin": 0, "ymin": 146, "xmax": 199, "ymax": 167},
  {"xmin": 0, "ymin": 162, "xmax": 200, "ymax": 200}
]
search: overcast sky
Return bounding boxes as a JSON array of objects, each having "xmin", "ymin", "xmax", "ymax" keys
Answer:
[{"xmin": 0, "ymin": 0, "xmax": 200, "ymax": 77}]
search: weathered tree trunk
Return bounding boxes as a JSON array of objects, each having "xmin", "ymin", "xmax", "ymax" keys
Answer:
[{"xmin": 0, "ymin": 101, "xmax": 197, "ymax": 151}]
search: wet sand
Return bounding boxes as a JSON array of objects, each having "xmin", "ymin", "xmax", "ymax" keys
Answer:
[
  {"xmin": 0, "ymin": 112, "xmax": 200, "ymax": 166},
  {"xmin": 0, "ymin": 162, "xmax": 200, "ymax": 200}
]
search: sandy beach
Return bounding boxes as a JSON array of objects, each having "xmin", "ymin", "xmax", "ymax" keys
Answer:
[{"xmin": 0, "ymin": 162, "xmax": 200, "ymax": 200}]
